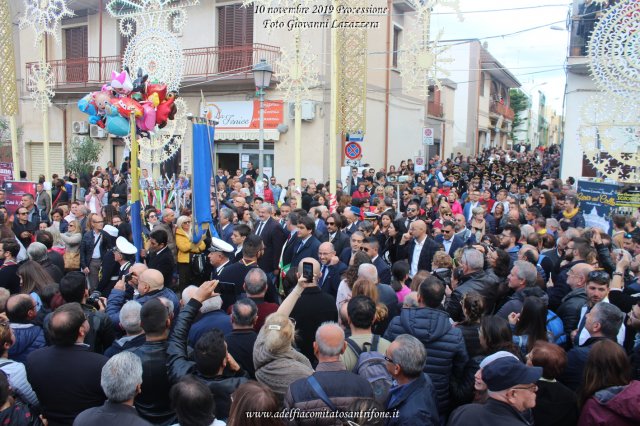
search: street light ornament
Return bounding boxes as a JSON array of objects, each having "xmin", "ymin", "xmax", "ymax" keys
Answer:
[
  {"xmin": 26, "ymin": 61, "xmax": 55, "ymax": 112},
  {"xmin": 19, "ymin": 0, "xmax": 74, "ymax": 43}
]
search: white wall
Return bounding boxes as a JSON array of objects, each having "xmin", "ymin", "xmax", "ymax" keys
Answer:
[{"xmin": 561, "ymin": 73, "xmax": 596, "ymax": 180}]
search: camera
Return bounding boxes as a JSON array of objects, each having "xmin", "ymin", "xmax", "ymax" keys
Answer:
[
  {"xmin": 124, "ymin": 272, "xmax": 133, "ymax": 284},
  {"xmin": 86, "ymin": 291, "xmax": 102, "ymax": 309}
]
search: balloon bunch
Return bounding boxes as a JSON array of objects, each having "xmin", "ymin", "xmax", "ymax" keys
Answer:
[{"xmin": 78, "ymin": 67, "xmax": 178, "ymax": 137}]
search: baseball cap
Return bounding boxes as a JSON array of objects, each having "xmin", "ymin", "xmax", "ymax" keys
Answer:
[{"xmin": 482, "ymin": 357, "xmax": 542, "ymax": 392}]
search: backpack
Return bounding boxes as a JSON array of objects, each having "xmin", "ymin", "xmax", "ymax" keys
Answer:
[{"xmin": 346, "ymin": 335, "xmax": 393, "ymax": 405}]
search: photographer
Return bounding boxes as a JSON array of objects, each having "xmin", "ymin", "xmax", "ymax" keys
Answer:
[{"xmin": 55, "ymin": 271, "xmax": 115, "ymax": 354}]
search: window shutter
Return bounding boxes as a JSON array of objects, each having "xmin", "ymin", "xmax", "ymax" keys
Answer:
[
  {"xmin": 65, "ymin": 26, "xmax": 88, "ymax": 82},
  {"xmin": 218, "ymin": 4, "xmax": 253, "ymax": 73}
]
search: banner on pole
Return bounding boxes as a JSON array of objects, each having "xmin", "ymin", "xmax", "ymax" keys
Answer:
[{"xmin": 4, "ymin": 181, "xmax": 36, "ymax": 217}]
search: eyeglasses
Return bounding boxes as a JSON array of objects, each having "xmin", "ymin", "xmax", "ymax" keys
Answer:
[
  {"xmin": 18, "ymin": 212, "xmax": 27, "ymax": 215},
  {"xmin": 93, "ymin": 220, "xmax": 104, "ymax": 224},
  {"xmin": 443, "ymin": 229, "xmax": 452, "ymax": 234},
  {"xmin": 511, "ymin": 384, "xmax": 538, "ymax": 393},
  {"xmin": 360, "ymin": 247, "xmax": 371, "ymax": 252},
  {"xmin": 184, "ymin": 221, "xmax": 192, "ymax": 224},
  {"xmin": 148, "ymin": 214, "xmax": 157, "ymax": 218},
  {"xmin": 326, "ymin": 221, "xmax": 336, "ymax": 225},
  {"xmin": 407, "ymin": 208, "xmax": 417, "ymax": 212},
  {"xmin": 384, "ymin": 355, "xmax": 397, "ymax": 364}
]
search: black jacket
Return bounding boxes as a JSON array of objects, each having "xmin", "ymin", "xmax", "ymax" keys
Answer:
[
  {"xmin": 532, "ymin": 379, "xmax": 579, "ymax": 426},
  {"xmin": 146, "ymin": 247, "xmax": 175, "ymax": 289},
  {"xmin": 130, "ymin": 340, "xmax": 176, "ymax": 425},
  {"xmin": 446, "ymin": 270, "xmax": 501, "ymax": 322},
  {"xmin": 559, "ymin": 336, "xmax": 612, "ymax": 391},
  {"xmin": 0, "ymin": 263, "xmax": 20, "ymax": 294},
  {"xmin": 396, "ymin": 237, "xmax": 441, "ymax": 273},
  {"xmin": 322, "ymin": 230, "xmax": 349, "ymax": 259},
  {"xmin": 556, "ymin": 288, "xmax": 587, "ymax": 342},
  {"xmin": 449, "ymin": 398, "xmax": 534, "ymax": 426},
  {"xmin": 225, "ymin": 329, "xmax": 258, "ymax": 379},
  {"xmin": 290, "ymin": 287, "xmax": 339, "ymax": 364},
  {"xmin": 384, "ymin": 307, "xmax": 468, "ymax": 415},
  {"xmin": 26, "ymin": 345, "xmax": 107, "ymax": 426},
  {"xmin": 104, "ymin": 333, "xmax": 146, "ymax": 358},
  {"xmin": 256, "ymin": 217, "xmax": 286, "ymax": 273},
  {"xmin": 74, "ymin": 401, "xmax": 152, "ymax": 426},
  {"xmin": 79, "ymin": 230, "xmax": 109, "ymax": 270},
  {"xmin": 167, "ymin": 299, "xmax": 249, "ymax": 421},
  {"xmin": 386, "ymin": 373, "xmax": 440, "ymax": 426},
  {"xmin": 318, "ymin": 262, "xmax": 347, "ymax": 298}
]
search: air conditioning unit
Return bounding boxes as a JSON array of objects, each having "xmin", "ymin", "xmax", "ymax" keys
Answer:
[
  {"xmin": 288, "ymin": 100, "xmax": 315, "ymax": 121},
  {"xmin": 72, "ymin": 121, "xmax": 89, "ymax": 134},
  {"xmin": 90, "ymin": 124, "xmax": 108, "ymax": 139}
]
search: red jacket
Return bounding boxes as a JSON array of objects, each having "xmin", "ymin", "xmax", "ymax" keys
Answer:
[{"xmin": 578, "ymin": 380, "xmax": 640, "ymax": 426}]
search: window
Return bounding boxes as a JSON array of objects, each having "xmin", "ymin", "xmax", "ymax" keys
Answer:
[
  {"xmin": 480, "ymin": 72, "xmax": 485, "ymax": 96},
  {"xmin": 392, "ymin": 26, "xmax": 401, "ymax": 68},
  {"xmin": 64, "ymin": 26, "xmax": 88, "ymax": 83},
  {"xmin": 218, "ymin": 3, "xmax": 254, "ymax": 73}
]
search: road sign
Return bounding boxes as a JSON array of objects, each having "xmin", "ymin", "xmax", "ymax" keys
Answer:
[
  {"xmin": 347, "ymin": 131, "xmax": 364, "ymax": 142},
  {"xmin": 345, "ymin": 159, "xmax": 361, "ymax": 167},
  {"xmin": 414, "ymin": 156, "xmax": 425, "ymax": 173},
  {"xmin": 344, "ymin": 142, "xmax": 362, "ymax": 160},
  {"xmin": 423, "ymin": 127, "xmax": 434, "ymax": 145}
]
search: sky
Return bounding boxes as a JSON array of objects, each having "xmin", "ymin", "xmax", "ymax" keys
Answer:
[{"xmin": 429, "ymin": 0, "xmax": 571, "ymax": 111}]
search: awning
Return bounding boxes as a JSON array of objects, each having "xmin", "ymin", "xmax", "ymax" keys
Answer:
[{"xmin": 214, "ymin": 129, "xmax": 280, "ymax": 141}]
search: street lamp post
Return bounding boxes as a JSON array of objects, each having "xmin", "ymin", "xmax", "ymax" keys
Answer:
[{"xmin": 253, "ymin": 59, "xmax": 273, "ymax": 182}]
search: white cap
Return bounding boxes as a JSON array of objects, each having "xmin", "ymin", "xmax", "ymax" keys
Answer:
[
  {"xmin": 116, "ymin": 236, "xmax": 137, "ymax": 255},
  {"xmin": 104, "ymin": 225, "xmax": 119, "ymax": 238},
  {"xmin": 208, "ymin": 237, "xmax": 234, "ymax": 254}
]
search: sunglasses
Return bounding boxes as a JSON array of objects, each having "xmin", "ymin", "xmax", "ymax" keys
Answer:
[{"xmin": 588, "ymin": 270, "xmax": 610, "ymax": 282}]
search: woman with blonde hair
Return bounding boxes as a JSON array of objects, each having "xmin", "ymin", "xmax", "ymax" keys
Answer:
[
  {"xmin": 469, "ymin": 207, "xmax": 487, "ymax": 241},
  {"xmin": 46, "ymin": 226, "xmax": 66, "ymax": 256},
  {"xmin": 17, "ymin": 261, "xmax": 54, "ymax": 311},
  {"xmin": 252, "ymin": 313, "xmax": 313, "ymax": 403},
  {"xmin": 60, "ymin": 219, "xmax": 82, "ymax": 271},
  {"xmin": 175, "ymin": 215, "xmax": 206, "ymax": 291}
]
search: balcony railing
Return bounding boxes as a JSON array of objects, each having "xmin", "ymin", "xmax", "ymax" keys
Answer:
[
  {"xmin": 26, "ymin": 43, "xmax": 281, "ymax": 91},
  {"xmin": 427, "ymin": 101, "xmax": 443, "ymax": 118},
  {"xmin": 490, "ymin": 101, "xmax": 515, "ymax": 121}
]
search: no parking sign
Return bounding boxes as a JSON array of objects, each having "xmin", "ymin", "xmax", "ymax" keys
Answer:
[{"xmin": 344, "ymin": 142, "xmax": 362, "ymax": 160}]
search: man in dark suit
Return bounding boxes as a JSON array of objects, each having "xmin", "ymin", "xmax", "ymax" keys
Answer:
[
  {"xmin": 218, "ymin": 234, "xmax": 278, "ymax": 310},
  {"xmin": 343, "ymin": 209, "xmax": 360, "ymax": 236},
  {"xmin": 322, "ymin": 213, "xmax": 349, "ymax": 256},
  {"xmin": 317, "ymin": 242, "xmax": 347, "ymax": 297},
  {"xmin": 207, "ymin": 237, "xmax": 234, "ymax": 280},
  {"xmin": 361, "ymin": 236, "xmax": 391, "ymax": 284},
  {"xmin": 435, "ymin": 220, "xmax": 465, "ymax": 257},
  {"xmin": 278, "ymin": 212, "xmax": 300, "ymax": 278},
  {"xmin": 145, "ymin": 229, "xmax": 176, "ymax": 289},
  {"xmin": 290, "ymin": 216, "xmax": 321, "ymax": 267},
  {"xmin": 397, "ymin": 220, "xmax": 442, "ymax": 278},
  {"xmin": 339, "ymin": 231, "xmax": 365, "ymax": 265},
  {"xmin": 26, "ymin": 303, "xmax": 108, "ymax": 425},
  {"xmin": 229, "ymin": 224, "xmax": 251, "ymax": 263},
  {"xmin": 255, "ymin": 203, "xmax": 286, "ymax": 283},
  {"xmin": 0, "ymin": 238, "xmax": 21, "ymax": 294},
  {"xmin": 219, "ymin": 208, "xmax": 235, "ymax": 246}
]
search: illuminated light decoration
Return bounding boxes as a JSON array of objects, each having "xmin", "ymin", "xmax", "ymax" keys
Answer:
[
  {"xmin": 398, "ymin": 0, "xmax": 461, "ymax": 99},
  {"xmin": 123, "ymin": 27, "xmax": 184, "ymax": 92},
  {"xmin": 587, "ymin": 0, "xmax": 640, "ymax": 96},
  {"xmin": 276, "ymin": 34, "xmax": 319, "ymax": 102},
  {"xmin": 125, "ymin": 98, "xmax": 188, "ymax": 163},
  {"xmin": 27, "ymin": 61, "xmax": 55, "ymax": 112},
  {"xmin": 578, "ymin": 0, "xmax": 640, "ymax": 182},
  {"xmin": 0, "ymin": 0, "xmax": 18, "ymax": 115},
  {"xmin": 19, "ymin": 0, "xmax": 74, "ymax": 42}
]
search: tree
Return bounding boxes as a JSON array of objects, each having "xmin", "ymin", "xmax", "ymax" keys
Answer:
[
  {"xmin": 0, "ymin": 116, "xmax": 23, "ymax": 163},
  {"xmin": 509, "ymin": 89, "xmax": 530, "ymax": 142},
  {"xmin": 65, "ymin": 136, "xmax": 102, "ymax": 177}
]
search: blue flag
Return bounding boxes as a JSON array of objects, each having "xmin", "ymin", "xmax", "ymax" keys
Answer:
[{"xmin": 192, "ymin": 121, "xmax": 218, "ymax": 241}]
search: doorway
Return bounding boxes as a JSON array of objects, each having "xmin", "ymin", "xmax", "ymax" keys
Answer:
[{"xmin": 218, "ymin": 153, "xmax": 239, "ymax": 173}]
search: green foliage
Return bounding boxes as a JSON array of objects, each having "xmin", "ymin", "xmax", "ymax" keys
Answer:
[
  {"xmin": 65, "ymin": 136, "xmax": 103, "ymax": 177},
  {"xmin": 509, "ymin": 89, "xmax": 530, "ymax": 142},
  {"xmin": 0, "ymin": 116, "xmax": 23, "ymax": 163}
]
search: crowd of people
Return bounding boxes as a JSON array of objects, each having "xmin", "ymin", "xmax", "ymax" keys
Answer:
[{"xmin": 0, "ymin": 146, "xmax": 639, "ymax": 425}]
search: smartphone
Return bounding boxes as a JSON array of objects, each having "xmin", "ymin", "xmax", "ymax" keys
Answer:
[
  {"xmin": 216, "ymin": 281, "xmax": 237, "ymax": 293},
  {"xmin": 302, "ymin": 262, "xmax": 314, "ymax": 282}
]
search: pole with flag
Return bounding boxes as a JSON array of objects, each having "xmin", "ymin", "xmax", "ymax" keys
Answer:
[
  {"xmin": 191, "ymin": 113, "xmax": 218, "ymax": 241},
  {"xmin": 129, "ymin": 110, "xmax": 143, "ymax": 262}
]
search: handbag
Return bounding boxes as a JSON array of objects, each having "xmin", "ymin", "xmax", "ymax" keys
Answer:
[{"xmin": 63, "ymin": 251, "xmax": 81, "ymax": 270}]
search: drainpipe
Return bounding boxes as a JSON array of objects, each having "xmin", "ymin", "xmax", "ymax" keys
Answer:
[
  {"xmin": 99, "ymin": 0, "xmax": 103, "ymax": 81},
  {"xmin": 383, "ymin": 0, "xmax": 391, "ymax": 169}
]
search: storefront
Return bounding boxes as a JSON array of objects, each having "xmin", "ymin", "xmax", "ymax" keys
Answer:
[{"xmin": 201, "ymin": 100, "xmax": 284, "ymax": 177}]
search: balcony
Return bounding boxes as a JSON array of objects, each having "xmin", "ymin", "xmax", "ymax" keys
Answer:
[
  {"xmin": 490, "ymin": 101, "xmax": 515, "ymax": 121},
  {"xmin": 427, "ymin": 101, "xmax": 443, "ymax": 118},
  {"xmin": 26, "ymin": 43, "xmax": 281, "ymax": 94}
]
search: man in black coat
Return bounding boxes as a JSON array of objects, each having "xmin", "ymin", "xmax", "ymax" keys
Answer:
[
  {"xmin": 80, "ymin": 215, "xmax": 110, "ymax": 291},
  {"xmin": 255, "ymin": 203, "xmax": 286, "ymax": 282},
  {"xmin": 396, "ymin": 220, "xmax": 442, "ymax": 277},
  {"xmin": 167, "ymin": 281, "xmax": 249, "ymax": 421},
  {"xmin": 290, "ymin": 216, "xmax": 321, "ymax": 267},
  {"xmin": 0, "ymin": 238, "xmax": 21, "ymax": 294},
  {"xmin": 225, "ymin": 298, "xmax": 258, "ymax": 378},
  {"xmin": 145, "ymin": 229, "xmax": 176, "ymax": 289},
  {"xmin": 362, "ymin": 237, "xmax": 391, "ymax": 284},
  {"xmin": 435, "ymin": 220, "xmax": 465, "ymax": 257},
  {"xmin": 26, "ymin": 303, "xmax": 107, "ymax": 425},
  {"xmin": 322, "ymin": 213, "xmax": 349, "ymax": 256},
  {"xmin": 289, "ymin": 258, "xmax": 338, "ymax": 364},
  {"xmin": 338, "ymin": 231, "xmax": 365, "ymax": 265},
  {"xmin": 218, "ymin": 234, "xmax": 278, "ymax": 310},
  {"xmin": 318, "ymin": 242, "xmax": 347, "ymax": 298}
]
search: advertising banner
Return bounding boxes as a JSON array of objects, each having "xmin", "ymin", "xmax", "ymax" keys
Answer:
[
  {"xmin": 0, "ymin": 162, "xmax": 13, "ymax": 186},
  {"xmin": 3, "ymin": 181, "xmax": 36, "ymax": 217},
  {"xmin": 200, "ymin": 101, "xmax": 284, "ymax": 129},
  {"xmin": 577, "ymin": 180, "xmax": 617, "ymax": 234}
]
